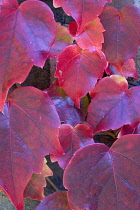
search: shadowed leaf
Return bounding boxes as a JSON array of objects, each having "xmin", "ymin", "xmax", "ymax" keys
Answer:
[
  {"xmin": 36, "ymin": 191, "xmax": 72, "ymax": 210},
  {"xmin": 24, "ymin": 159, "xmax": 53, "ymax": 201}
]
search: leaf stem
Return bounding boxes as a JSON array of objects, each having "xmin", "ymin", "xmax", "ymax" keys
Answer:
[{"xmin": 46, "ymin": 177, "xmax": 60, "ymax": 192}]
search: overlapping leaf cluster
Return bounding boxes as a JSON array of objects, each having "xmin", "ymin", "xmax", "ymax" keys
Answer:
[{"xmin": 0, "ymin": 0, "xmax": 140, "ymax": 209}]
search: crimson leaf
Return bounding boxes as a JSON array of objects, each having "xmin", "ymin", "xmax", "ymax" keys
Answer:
[
  {"xmin": 64, "ymin": 134, "xmax": 140, "ymax": 209},
  {"xmin": 55, "ymin": 45, "xmax": 107, "ymax": 107},
  {"xmin": 53, "ymin": 0, "xmax": 111, "ymax": 35},
  {"xmin": 100, "ymin": 5, "xmax": 140, "ymax": 71},
  {"xmin": 69, "ymin": 17, "xmax": 104, "ymax": 52},
  {"xmin": 51, "ymin": 124, "xmax": 94, "ymax": 169},
  {"xmin": 0, "ymin": 87, "xmax": 63, "ymax": 210},
  {"xmin": 0, "ymin": 0, "xmax": 56, "ymax": 111},
  {"xmin": 87, "ymin": 75, "xmax": 140, "ymax": 134}
]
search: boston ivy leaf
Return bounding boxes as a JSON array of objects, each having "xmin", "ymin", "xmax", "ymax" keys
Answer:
[
  {"xmin": 69, "ymin": 17, "xmax": 104, "ymax": 52},
  {"xmin": 24, "ymin": 159, "xmax": 53, "ymax": 201},
  {"xmin": 45, "ymin": 80, "xmax": 85, "ymax": 126},
  {"xmin": 51, "ymin": 124, "xmax": 94, "ymax": 169},
  {"xmin": 106, "ymin": 59, "xmax": 138, "ymax": 79},
  {"xmin": 119, "ymin": 124, "xmax": 140, "ymax": 137},
  {"xmin": 64, "ymin": 135, "xmax": 140, "ymax": 209},
  {"xmin": 48, "ymin": 22, "xmax": 73, "ymax": 58},
  {"xmin": 87, "ymin": 75, "xmax": 140, "ymax": 134},
  {"xmin": 100, "ymin": 6, "xmax": 140, "ymax": 71},
  {"xmin": 36, "ymin": 191, "xmax": 72, "ymax": 210},
  {"xmin": 53, "ymin": 0, "xmax": 111, "ymax": 35},
  {"xmin": 0, "ymin": 87, "xmax": 63, "ymax": 210},
  {"xmin": 55, "ymin": 45, "xmax": 107, "ymax": 107},
  {"xmin": 0, "ymin": 0, "xmax": 56, "ymax": 111}
]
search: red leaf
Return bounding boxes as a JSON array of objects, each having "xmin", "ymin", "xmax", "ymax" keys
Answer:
[
  {"xmin": 51, "ymin": 124, "xmax": 94, "ymax": 169},
  {"xmin": 36, "ymin": 191, "xmax": 72, "ymax": 210},
  {"xmin": 0, "ymin": 0, "xmax": 56, "ymax": 111},
  {"xmin": 55, "ymin": 45, "xmax": 107, "ymax": 107},
  {"xmin": 100, "ymin": 6, "xmax": 140, "ymax": 71},
  {"xmin": 24, "ymin": 159, "xmax": 53, "ymax": 201},
  {"xmin": 45, "ymin": 80, "xmax": 85, "ymax": 126},
  {"xmin": 64, "ymin": 135, "xmax": 140, "ymax": 209},
  {"xmin": 87, "ymin": 75, "xmax": 140, "ymax": 134},
  {"xmin": 48, "ymin": 22, "xmax": 73, "ymax": 58},
  {"xmin": 106, "ymin": 59, "xmax": 138, "ymax": 79},
  {"xmin": 0, "ymin": 87, "xmax": 63, "ymax": 210},
  {"xmin": 69, "ymin": 17, "xmax": 104, "ymax": 52},
  {"xmin": 53, "ymin": 0, "xmax": 111, "ymax": 35},
  {"xmin": 119, "ymin": 124, "xmax": 140, "ymax": 137}
]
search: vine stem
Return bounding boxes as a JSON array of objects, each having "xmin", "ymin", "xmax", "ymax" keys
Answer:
[{"xmin": 46, "ymin": 177, "xmax": 60, "ymax": 192}]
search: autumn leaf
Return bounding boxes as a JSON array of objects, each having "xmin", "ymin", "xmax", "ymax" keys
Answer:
[
  {"xmin": 53, "ymin": 0, "xmax": 111, "ymax": 35},
  {"xmin": 87, "ymin": 75, "xmax": 140, "ymax": 134},
  {"xmin": 51, "ymin": 124, "xmax": 94, "ymax": 168},
  {"xmin": 45, "ymin": 79, "xmax": 86, "ymax": 126},
  {"xmin": 64, "ymin": 135, "xmax": 140, "ymax": 209},
  {"xmin": 48, "ymin": 22, "xmax": 73, "ymax": 58},
  {"xmin": 36, "ymin": 191, "xmax": 72, "ymax": 210},
  {"xmin": 55, "ymin": 45, "xmax": 107, "ymax": 107},
  {"xmin": 0, "ymin": 87, "xmax": 63, "ymax": 210},
  {"xmin": 24, "ymin": 159, "xmax": 53, "ymax": 201},
  {"xmin": 0, "ymin": 0, "xmax": 56, "ymax": 111},
  {"xmin": 69, "ymin": 17, "xmax": 104, "ymax": 52},
  {"xmin": 100, "ymin": 5, "xmax": 140, "ymax": 71}
]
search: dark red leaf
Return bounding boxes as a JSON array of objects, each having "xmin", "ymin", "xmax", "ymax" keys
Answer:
[
  {"xmin": 45, "ymin": 80, "xmax": 86, "ymax": 126},
  {"xmin": 53, "ymin": 0, "xmax": 111, "ymax": 35},
  {"xmin": 64, "ymin": 135, "xmax": 140, "ymax": 209},
  {"xmin": 51, "ymin": 124, "xmax": 94, "ymax": 169},
  {"xmin": 69, "ymin": 18, "xmax": 104, "ymax": 52},
  {"xmin": 48, "ymin": 22, "xmax": 73, "ymax": 58},
  {"xmin": 0, "ymin": 0, "xmax": 56, "ymax": 111},
  {"xmin": 100, "ymin": 6, "xmax": 140, "ymax": 71},
  {"xmin": 36, "ymin": 191, "xmax": 72, "ymax": 210},
  {"xmin": 106, "ymin": 59, "xmax": 138, "ymax": 79},
  {"xmin": 24, "ymin": 159, "xmax": 53, "ymax": 201},
  {"xmin": 87, "ymin": 75, "xmax": 140, "ymax": 134},
  {"xmin": 0, "ymin": 87, "xmax": 63, "ymax": 210},
  {"xmin": 55, "ymin": 45, "xmax": 107, "ymax": 107}
]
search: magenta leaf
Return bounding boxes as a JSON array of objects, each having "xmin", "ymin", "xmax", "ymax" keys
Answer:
[
  {"xmin": 0, "ymin": 0, "xmax": 56, "ymax": 111},
  {"xmin": 87, "ymin": 75, "xmax": 140, "ymax": 134},
  {"xmin": 53, "ymin": 0, "xmax": 111, "ymax": 35},
  {"xmin": 100, "ymin": 6, "xmax": 140, "ymax": 71},
  {"xmin": 64, "ymin": 134, "xmax": 140, "ymax": 209},
  {"xmin": 45, "ymin": 80, "xmax": 85, "ymax": 126},
  {"xmin": 51, "ymin": 124, "xmax": 94, "ymax": 169},
  {"xmin": 0, "ymin": 87, "xmax": 63, "ymax": 210},
  {"xmin": 36, "ymin": 191, "xmax": 72, "ymax": 210},
  {"xmin": 55, "ymin": 45, "xmax": 107, "ymax": 107}
]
